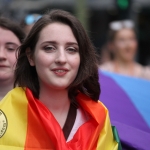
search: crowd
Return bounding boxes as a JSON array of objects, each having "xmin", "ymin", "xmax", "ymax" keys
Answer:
[{"xmin": 0, "ymin": 8, "xmax": 150, "ymax": 150}]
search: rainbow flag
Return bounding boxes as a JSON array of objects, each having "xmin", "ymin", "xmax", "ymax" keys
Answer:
[
  {"xmin": 99, "ymin": 70, "xmax": 150, "ymax": 150},
  {"xmin": 0, "ymin": 87, "xmax": 120, "ymax": 150}
]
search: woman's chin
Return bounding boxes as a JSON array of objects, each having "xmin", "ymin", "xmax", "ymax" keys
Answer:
[{"xmin": 48, "ymin": 84, "xmax": 69, "ymax": 91}]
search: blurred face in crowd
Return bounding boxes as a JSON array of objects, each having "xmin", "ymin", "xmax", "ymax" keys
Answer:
[
  {"xmin": 0, "ymin": 27, "xmax": 21, "ymax": 82},
  {"xmin": 27, "ymin": 22, "xmax": 80, "ymax": 90},
  {"xmin": 112, "ymin": 28, "xmax": 137, "ymax": 62}
]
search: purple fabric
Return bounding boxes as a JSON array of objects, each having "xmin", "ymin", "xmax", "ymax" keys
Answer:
[{"xmin": 99, "ymin": 71, "xmax": 150, "ymax": 150}]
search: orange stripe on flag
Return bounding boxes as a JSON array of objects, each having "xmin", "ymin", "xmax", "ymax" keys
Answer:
[{"xmin": 76, "ymin": 93, "xmax": 106, "ymax": 150}]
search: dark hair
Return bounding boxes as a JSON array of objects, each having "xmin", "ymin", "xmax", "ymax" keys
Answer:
[
  {"xmin": 0, "ymin": 17, "xmax": 25, "ymax": 43},
  {"xmin": 14, "ymin": 9, "xmax": 100, "ymax": 103}
]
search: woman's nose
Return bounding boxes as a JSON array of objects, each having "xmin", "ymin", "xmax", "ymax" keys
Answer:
[
  {"xmin": 55, "ymin": 48, "xmax": 67, "ymax": 64},
  {"xmin": 0, "ymin": 47, "xmax": 6, "ymax": 61}
]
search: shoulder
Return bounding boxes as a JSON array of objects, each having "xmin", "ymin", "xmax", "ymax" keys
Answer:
[
  {"xmin": 134, "ymin": 63, "xmax": 150, "ymax": 80},
  {"xmin": 76, "ymin": 92, "xmax": 107, "ymax": 111},
  {"xmin": 144, "ymin": 66, "xmax": 150, "ymax": 80},
  {"xmin": 7, "ymin": 87, "xmax": 26, "ymax": 98},
  {"xmin": 99, "ymin": 61, "xmax": 114, "ymax": 72},
  {"xmin": 76, "ymin": 93, "xmax": 107, "ymax": 123},
  {"xmin": 0, "ymin": 87, "xmax": 27, "ymax": 105},
  {"xmin": 98, "ymin": 100, "xmax": 107, "ymax": 111}
]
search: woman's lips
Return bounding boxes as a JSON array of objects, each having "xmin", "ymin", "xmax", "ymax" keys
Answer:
[
  {"xmin": 51, "ymin": 68, "xmax": 69, "ymax": 76},
  {"xmin": 0, "ymin": 65, "xmax": 8, "ymax": 67}
]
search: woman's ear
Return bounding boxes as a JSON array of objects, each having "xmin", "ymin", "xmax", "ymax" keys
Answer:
[{"xmin": 26, "ymin": 48, "xmax": 35, "ymax": 66}]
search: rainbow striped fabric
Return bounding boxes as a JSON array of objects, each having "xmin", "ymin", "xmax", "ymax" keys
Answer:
[
  {"xmin": 99, "ymin": 70, "xmax": 150, "ymax": 150},
  {"xmin": 0, "ymin": 87, "xmax": 120, "ymax": 150}
]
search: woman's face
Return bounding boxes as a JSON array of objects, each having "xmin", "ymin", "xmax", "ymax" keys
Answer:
[
  {"xmin": 28, "ymin": 22, "xmax": 80, "ymax": 90},
  {"xmin": 0, "ymin": 27, "xmax": 21, "ymax": 82},
  {"xmin": 113, "ymin": 28, "xmax": 137, "ymax": 62}
]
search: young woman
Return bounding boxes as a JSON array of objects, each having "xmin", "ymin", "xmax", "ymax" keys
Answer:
[
  {"xmin": 0, "ymin": 10, "xmax": 121, "ymax": 150},
  {"xmin": 0, "ymin": 17, "xmax": 25, "ymax": 100},
  {"xmin": 100, "ymin": 20, "xmax": 150, "ymax": 80}
]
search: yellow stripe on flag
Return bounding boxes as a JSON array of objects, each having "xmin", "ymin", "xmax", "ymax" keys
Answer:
[
  {"xmin": 96, "ymin": 102, "xmax": 118, "ymax": 150},
  {"xmin": 0, "ymin": 87, "xmax": 28, "ymax": 150}
]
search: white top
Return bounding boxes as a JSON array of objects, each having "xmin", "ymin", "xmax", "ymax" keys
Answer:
[{"xmin": 67, "ymin": 108, "xmax": 89, "ymax": 142}]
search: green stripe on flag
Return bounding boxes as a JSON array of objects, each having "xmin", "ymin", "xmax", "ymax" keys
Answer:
[{"xmin": 112, "ymin": 126, "xmax": 122, "ymax": 150}]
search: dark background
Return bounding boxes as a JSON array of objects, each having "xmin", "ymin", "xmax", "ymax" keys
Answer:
[{"xmin": 1, "ymin": 0, "xmax": 150, "ymax": 66}]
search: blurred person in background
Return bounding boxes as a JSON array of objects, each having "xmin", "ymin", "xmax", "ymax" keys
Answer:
[
  {"xmin": 0, "ymin": 17, "xmax": 25, "ymax": 100},
  {"xmin": 100, "ymin": 20, "xmax": 150, "ymax": 80},
  {"xmin": 21, "ymin": 14, "xmax": 42, "ymax": 35}
]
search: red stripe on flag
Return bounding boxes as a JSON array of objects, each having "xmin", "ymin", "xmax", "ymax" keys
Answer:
[
  {"xmin": 25, "ymin": 88, "xmax": 55, "ymax": 150},
  {"xmin": 25, "ymin": 88, "xmax": 106, "ymax": 150}
]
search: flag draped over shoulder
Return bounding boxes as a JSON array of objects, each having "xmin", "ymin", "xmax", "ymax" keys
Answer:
[
  {"xmin": 99, "ymin": 70, "xmax": 150, "ymax": 150},
  {"xmin": 0, "ymin": 87, "xmax": 119, "ymax": 150}
]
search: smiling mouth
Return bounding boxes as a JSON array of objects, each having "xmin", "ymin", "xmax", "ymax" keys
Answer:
[
  {"xmin": 52, "ymin": 69, "xmax": 69, "ymax": 76},
  {"xmin": 55, "ymin": 70, "xmax": 67, "ymax": 73}
]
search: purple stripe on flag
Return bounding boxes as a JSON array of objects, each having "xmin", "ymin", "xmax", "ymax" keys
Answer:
[{"xmin": 99, "ymin": 71, "xmax": 150, "ymax": 149}]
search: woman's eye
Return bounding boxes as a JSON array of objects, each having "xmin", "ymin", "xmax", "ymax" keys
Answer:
[
  {"xmin": 6, "ymin": 44, "xmax": 18, "ymax": 52},
  {"xmin": 7, "ymin": 47, "xmax": 16, "ymax": 52},
  {"xmin": 44, "ymin": 46, "xmax": 55, "ymax": 52},
  {"xmin": 67, "ymin": 47, "xmax": 78, "ymax": 53}
]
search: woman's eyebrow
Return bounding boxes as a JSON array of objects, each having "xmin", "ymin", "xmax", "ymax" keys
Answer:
[
  {"xmin": 40, "ymin": 41, "xmax": 57, "ymax": 45},
  {"xmin": 44, "ymin": 41, "xmax": 56, "ymax": 43},
  {"xmin": 6, "ymin": 42, "xmax": 19, "ymax": 47},
  {"xmin": 41, "ymin": 41, "xmax": 78, "ymax": 46},
  {"xmin": 66, "ymin": 42, "xmax": 78, "ymax": 46}
]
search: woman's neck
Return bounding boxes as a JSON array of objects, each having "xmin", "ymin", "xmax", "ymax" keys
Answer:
[
  {"xmin": 39, "ymin": 85, "xmax": 70, "ymax": 128},
  {"xmin": 0, "ymin": 80, "xmax": 14, "ymax": 100},
  {"xmin": 113, "ymin": 57, "xmax": 135, "ymax": 76}
]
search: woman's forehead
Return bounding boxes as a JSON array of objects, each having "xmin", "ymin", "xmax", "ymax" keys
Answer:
[
  {"xmin": 115, "ymin": 28, "xmax": 135, "ymax": 38},
  {"xmin": 0, "ymin": 27, "xmax": 21, "ymax": 45},
  {"xmin": 37, "ymin": 23, "xmax": 77, "ymax": 45}
]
